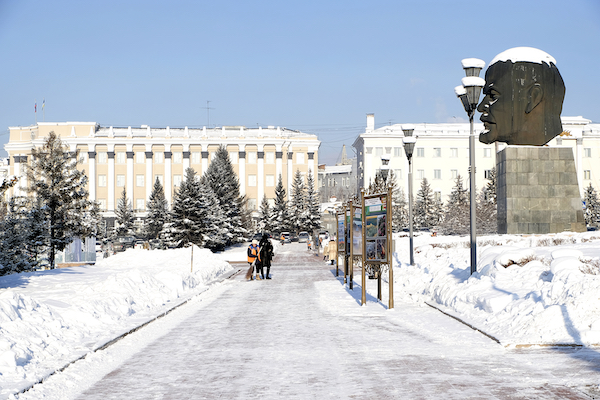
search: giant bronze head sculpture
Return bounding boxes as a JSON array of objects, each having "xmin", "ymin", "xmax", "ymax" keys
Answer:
[{"xmin": 477, "ymin": 47, "xmax": 565, "ymax": 146}]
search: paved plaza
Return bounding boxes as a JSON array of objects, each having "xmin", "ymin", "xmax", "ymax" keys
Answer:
[{"xmin": 72, "ymin": 243, "xmax": 598, "ymax": 399}]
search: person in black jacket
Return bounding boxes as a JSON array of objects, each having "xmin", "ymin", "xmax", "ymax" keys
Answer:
[{"xmin": 259, "ymin": 234, "xmax": 274, "ymax": 279}]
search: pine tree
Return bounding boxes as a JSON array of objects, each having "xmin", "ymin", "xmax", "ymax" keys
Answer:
[
  {"xmin": 170, "ymin": 168, "xmax": 204, "ymax": 246},
  {"xmin": 115, "ymin": 188, "xmax": 134, "ymax": 237},
  {"xmin": 202, "ymin": 146, "xmax": 246, "ymax": 244},
  {"xmin": 290, "ymin": 169, "xmax": 307, "ymax": 230},
  {"xmin": 584, "ymin": 183, "xmax": 600, "ymax": 228},
  {"xmin": 414, "ymin": 178, "xmax": 436, "ymax": 229},
  {"xmin": 304, "ymin": 171, "xmax": 321, "ymax": 233},
  {"xmin": 198, "ymin": 175, "xmax": 228, "ymax": 251},
  {"xmin": 0, "ymin": 197, "xmax": 35, "ymax": 274},
  {"xmin": 144, "ymin": 178, "xmax": 169, "ymax": 239},
  {"xmin": 23, "ymin": 131, "xmax": 100, "ymax": 269},
  {"xmin": 482, "ymin": 167, "xmax": 497, "ymax": 204},
  {"xmin": 272, "ymin": 174, "xmax": 289, "ymax": 233},
  {"xmin": 259, "ymin": 195, "xmax": 273, "ymax": 233},
  {"xmin": 442, "ymin": 175, "xmax": 470, "ymax": 235},
  {"xmin": 477, "ymin": 170, "xmax": 498, "ymax": 234},
  {"xmin": 392, "ymin": 186, "xmax": 409, "ymax": 232}
]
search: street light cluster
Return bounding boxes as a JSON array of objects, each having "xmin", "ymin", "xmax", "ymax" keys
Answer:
[{"xmin": 456, "ymin": 58, "xmax": 485, "ymax": 275}]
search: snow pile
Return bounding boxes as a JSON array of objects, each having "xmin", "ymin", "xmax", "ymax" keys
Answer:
[
  {"xmin": 0, "ymin": 246, "xmax": 232, "ymax": 398},
  {"xmin": 392, "ymin": 231, "xmax": 600, "ymax": 346}
]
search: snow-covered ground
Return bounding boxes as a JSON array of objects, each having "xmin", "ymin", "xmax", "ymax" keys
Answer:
[
  {"xmin": 1, "ymin": 232, "xmax": 600, "ymax": 398},
  {"xmin": 392, "ymin": 231, "xmax": 600, "ymax": 346}
]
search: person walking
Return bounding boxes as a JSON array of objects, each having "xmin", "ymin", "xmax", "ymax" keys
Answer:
[
  {"xmin": 328, "ymin": 239, "xmax": 337, "ymax": 265},
  {"xmin": 247, "ymin": 239, "xmax": 261, "ymax": 280},
  {"xmin": 259, "ymin": 234, "xmax": 274, "ymax": 279},
  {"xmin": 323, "ymin": 240, "xmax": 330, "ymax": 262}
]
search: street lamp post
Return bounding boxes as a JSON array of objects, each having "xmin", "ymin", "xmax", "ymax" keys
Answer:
[
  {"xmin": 402, "ymin": 124, "xmax": 416, "ymax": 266},
  {"xmin": 455, "ymin": 58, "xmax": 485, "ymax": 275}
]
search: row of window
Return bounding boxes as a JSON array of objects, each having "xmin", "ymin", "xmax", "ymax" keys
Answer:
[
  {"xmin": 97, "ymin": 173, "xmax": 287, "ymax": 188},
  {"xmin": 375, "ymin": 147, "xmax": 493, "ymax": 158},
  {"xmin": 321, "ymin": 177, "xmax": 352, "ymax": 187},
  {"xmin": 80, "ymin": 151, "xmax": 308, "ymax": 165}
]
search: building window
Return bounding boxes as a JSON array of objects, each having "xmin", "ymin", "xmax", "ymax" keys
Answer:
[
  {"xmin": 154, "ymin": 174, "xmax": 163, "ymax": 185},
  {"xmin": 136, "ymin": 175, "xmax": 144, "ymax": 187},
  {"xmin": 173, "ymin": 175, "xmax": 182, "ymax": 187},
  {"xmin": 450, "ymin": 148, "xmax": 458, "ymax": 158},
  {"xmin": 116, "ymin": 152, "xmax": 126, "ymax": 164},
  {"xmin": 173, "ymin": 152, "xmax": 182, "ymax": 164},
  {"xmin": 247, "ymin": 152, "xmax": 257, "ymax": 164},
  {"xmin": 417, "ymin": 169, "xmax": 425, "ymax": 180},
  {"xmin": 451, "ymin": 169, "xmax": 458, "ymax": 179},
  {"xmin": 394, "ymin": 147, "xmax": 403, "ymax": 157},
  {"xmin": 394, "ymin": 169, "xmax": 402, "ymax": 179},
  {"xmin": 98, "ymin": 175, "xmax": 107, "ymax": 187},
  {"xmin": 433, "ymin": 148, "xmax": 441, "ymax": 157},
  {"xmin": 98, "ymin": 199, "xmax": 107, "ymax": 211},
  {"xmin": 98, "ymin": 152, "xmax": 108, "ymax": 164},
  {"xmin": 434, "ymin": 191, "xmax": 441, "ymax": 201},
  {"xmin": 416, "ymin": 148, "xmax": 424, "ymax": 157},
  {"xmin": 584, "ymin": 170, "xmax": 591, "ymax": 180},
  {"xmin": 248, "ymin": 175, "xmax": 257, "ymax": 187},
  {"xmin": 210, "ymin": 152, "xmax": 217, "ymax": 161},
  {"xmin": 434, "ymin": 169, "xmax": 441, "ymax": 179},
  {"xmin": 191, "ymin": 152, "xmax": 201, "ymax": 164},
  {"xmin": 484, "ymin": 170, "xmax": 493, "ymax": 179},
  {"xmin": 296, "ymin": 152, "xmax": 305, "ymax": 164},
  {"xmin": 247, "ymin": 198, "xmax": 257, "ymax": 210},
  {"xmin": 483, "ymin": 148, "xmax": 492, "ymax": 158},
  {"xmin": 136, "ymin": 152, "xmax": 145, "ymax": 163},
  {"xmin": 79, "ymin": 152, "xmax": 88, "ymax": 164},
  {"xmin": 584, "ymin": 148, "xmax": 592, "ymax": 158},
  {"xmin": 375, "ymin": 147, "xmax": 383, "ymax": 156},
  {"xmin": 266, "ymin": 174, "xmax": 275, "ymax": 187},
  {"xmin": 154, "ymin": 152, "xmax": 164, "ymax": 164},
  {"xmin": 229, "ymin": 152, "xmax": 238, "ymax": 164},
  {"xmin": 116, "ymin": 174, "xmax": 125, "ymax": 187},
  {"xmin": 136, "ymin": 199, "xmax": 144, "ymax": 211},
  {"xmin": 265, "ymin": 152, "xmax": 275, "ymax": 164}
]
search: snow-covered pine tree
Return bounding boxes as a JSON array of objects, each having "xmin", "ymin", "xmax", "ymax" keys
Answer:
[
  {"xmin": 23, "ymin": 197, "xmax": 50, "ymax": 269},
  {"xmin": 144, "ymin": 177, "xmax": 169, "ymax": 239},
  {"xmin": 477, "ymin": 188, "xmax": 497, "ymax": 234},
  {"xmin": 272, "ymin": 174, "xmax": 289, "ymax": 234},
  {"xmin": 414, "ymin": 178, "xmax": 436, "ymax": 229},
  {"xmin": 202, "ymin": 146, "xmax": 246, "ymax": 244},
  {"xmin": 198, "ymin": 175, "xmax": 228, "ymax": 251},
  {"xmin": 259, "ymin": 195, "xmax": 273, "ymax": 233},
  {"xmin": 0, "ymin": 197, "xmax": 35, "ymax": 274},
  {"xmin": 304, "ymin": 171, "xmax": 321, "ymax": 233},
  {"xmin": 392, "ymin": 186, "xmax": 408, "ymax": 233},
  {"xmin": 170, "ymin": 168, "xmax": 204, "ymax": 247},
  {"xmin": 289, "ymin": 169, "xmax": 307, "ymax": 230},
  {"xmin": 23, "ymin": 131, "xmax": 100, "ymax": 269},
  {"xmin": 584, "ymin": 183, "xmax": 600, "ymax": 229},
  {"xmin": 442, "ymin": 175, "xmax": 469, "ymax": 235},
  {"xmin": 115, "ymin": 188, "xmax": 134, "ymax": 237},
  {"xmin": 482, "ymin": 167, "xmax": 497, "ymax": 204}
]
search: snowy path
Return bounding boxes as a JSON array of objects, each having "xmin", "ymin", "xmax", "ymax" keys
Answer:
[{"xmin": 36, "ymin": 243, "xmax": 599, "ymax": 399}]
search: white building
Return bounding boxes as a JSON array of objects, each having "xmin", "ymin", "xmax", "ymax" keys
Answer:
[
  {"xmin": 5, "ymin": 122, "xmax": 320, "ymax": 227},
  {"xmin": 353, "ymin": 114, "xmax": 600, "ymax": 202}
]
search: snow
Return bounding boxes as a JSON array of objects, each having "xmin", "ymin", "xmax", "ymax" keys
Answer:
[
  {"xmin": 461, "ymin": 58, "xmax": 485, "ymax": 69},
  {"xmin": 1, "ymin": 232, "xmax": 600, "ymax": 398},
  {"xmin": 461, "ymin": 76, "xmax": 485, "ymax": 88},
  {"xmin": 490, "ymin": 46, "xmax": 556, "ymax": 66},
  {"xmin": 391, "ymin": 231, "xmax": 600, "ymax": 346}
]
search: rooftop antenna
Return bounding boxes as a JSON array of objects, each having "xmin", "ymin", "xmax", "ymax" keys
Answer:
[{"xmin": 201, "ymin": 101, "xmax": 215, "ymax": 128}]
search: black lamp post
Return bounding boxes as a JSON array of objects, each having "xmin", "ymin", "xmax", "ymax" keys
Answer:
[
  {"xmin": 455, "ymin": 58, "xmax": 485, "ymax": 275},
  {"xmin": 402, "ymin": 124, "xmax": 416, "ymax": 266}
]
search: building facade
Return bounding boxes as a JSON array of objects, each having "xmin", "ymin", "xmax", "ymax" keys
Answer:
[
  {"xmin": 353, "ymin": 114, "xmax": 600, "ymax": 202},
  {"xmin": 5, "ymin": 122, "xmax": 320, "ymax": 226}
]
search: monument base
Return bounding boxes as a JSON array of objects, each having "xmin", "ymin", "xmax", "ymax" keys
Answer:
[{"xmin": 496, "ymin": 146, "xmax": 586, "ymax": 234}]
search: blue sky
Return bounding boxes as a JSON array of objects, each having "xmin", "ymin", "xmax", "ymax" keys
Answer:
[{"xmin": 0, "ymin": 0, "xmax": 599, "ymax": 164}]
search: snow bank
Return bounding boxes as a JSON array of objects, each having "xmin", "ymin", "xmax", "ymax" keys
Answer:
[
  {"xmin": 392, "ymin": 232, "xmax": 600, "ymax": 346},
  {"xmin": 0, "ymin": 246, "xmax": 232, "ymax": 399}
]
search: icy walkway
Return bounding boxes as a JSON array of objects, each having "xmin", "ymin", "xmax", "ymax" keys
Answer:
[{"xmin": 43, "ymin": 243, "xmax": 599, "ymax": 399}]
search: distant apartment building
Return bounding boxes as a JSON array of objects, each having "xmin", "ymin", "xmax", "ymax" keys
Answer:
[
  {"xmin": 353, "ymin": 114, "xmax": 600, "ymax": 202},
  {"xmin": 5, "ymin": 122, "xmax": 320, "ymax": 226}
]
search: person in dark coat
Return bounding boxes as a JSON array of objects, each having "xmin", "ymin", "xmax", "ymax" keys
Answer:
[{"xmin": 259, "ymin": 234, "xmax": 274, "ymax": 279}]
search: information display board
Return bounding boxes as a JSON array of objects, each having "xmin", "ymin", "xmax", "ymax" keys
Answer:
[
  {"xmin": 364, "ymin": 195, "xmax": 388, "ymax": 263},
  {"xmin": 352, "ymin": 205, "xmax": 363, "ymax": 256},
  {"xmin": 337, "ymin": 212, "xmax": 345, "ymax": 252}
]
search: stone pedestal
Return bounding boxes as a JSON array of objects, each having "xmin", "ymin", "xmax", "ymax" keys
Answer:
[{"xmin": 496, "ymin": 146, "xmax": 586, "ymax": 234}]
